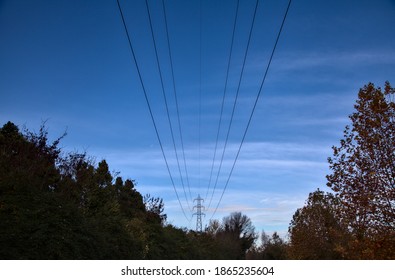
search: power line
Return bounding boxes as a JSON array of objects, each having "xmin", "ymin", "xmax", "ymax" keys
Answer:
[
  {"xmin": 115, "ymin": 0, "xmax": 191, "ymax": 221},
  {"xmin": 198, "ymin": 0, "xmax": 203, "ymax": 194},
  {"xmin": 144, "ymin": 0, "xmax": 191, "ymax": 211},
  {"xmin": 210, "ymin": 0, "xmax": 293, "ymax": 219},
  {"xmin": 205, "ymin": 0, "xmax": 240, "ymax": 202},
  {"xmin": 207, "ymin": 0, "xmax": 259, "ymax": 210},
  {"xmin": 161, "ymin": 0, "xmax": 192, "ymax": 201}
]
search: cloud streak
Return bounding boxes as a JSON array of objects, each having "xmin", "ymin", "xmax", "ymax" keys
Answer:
[
  {"xmin": 271, "ymin": 50, "xmax": 395, "ymax": 72},
  {"xmin": 87, "ymin": 140, "xmax": 331, "ymax": 235}
]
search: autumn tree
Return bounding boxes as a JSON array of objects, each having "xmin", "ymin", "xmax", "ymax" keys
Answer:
[
  {"xmin": 288, "ymin": 189, "xmax": 349, "ymax": 259},
  {"xmin": 327, "ymin": 82, "xmax": 395, "ymax": 259}
]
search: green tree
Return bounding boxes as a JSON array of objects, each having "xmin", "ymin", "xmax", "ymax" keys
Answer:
[
  {"xmin": 144, "ymin": 194, "xmax": 167, "ymax": 225},
  {"xmin": 1, "ymin": 120, "xmax": 266, "ymax": 260},
  {"xmin": 0, "ymin": 122, "xmax": 147, "ymax": 259},
  {"xmin": 117, "ymin": 178, "xmax": 145, "ymax": 219},
  {"xmin": 0, "ymin": 122, "xmax": 99, "ymax": 259},
  {"xmin": 327, "ymin": 82, "xmax": 395, "ymax": 259}
]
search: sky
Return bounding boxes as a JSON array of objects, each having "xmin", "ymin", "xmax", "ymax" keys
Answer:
[{"xmin": 1, "ymin": 0, "xmax": 395, "ymax": 237}]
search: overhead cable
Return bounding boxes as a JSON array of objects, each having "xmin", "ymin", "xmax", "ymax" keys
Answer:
[
  {"xmin": 145, "ymin": 0, "xmax": 191, "ymax": 211},
  {"xmin": 210, "ymin": 0, "xmax": 293, "ymax": 219},
  {"xmin": 115, "ymin": 0, "xmax": 191, "ymax": 221},
  {"xmin": 207, "ymin": 0, "xmax": 260, "ymax": 211},
  {"xmin": 162, "ymin": 0, "xmax": 192, "ymax": 201},
  {"xmin": 205, "ymin": 0, "xmax": 240, "ymax": 202}
]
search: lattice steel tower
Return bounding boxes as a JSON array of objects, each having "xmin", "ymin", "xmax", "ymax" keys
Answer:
[{"xmin": 193, "ymin": 194, "xmax": 205, "ymax": 232}]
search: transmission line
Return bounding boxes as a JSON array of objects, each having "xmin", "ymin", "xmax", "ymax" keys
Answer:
[
  {"xmin": 210, "ymin": 0, "xmax": 293, "ymax": 219},
  {"xmin": 207, "ymin": 0, "xmax": 259, "ymax": 210},
  {"xmin": 198, "ymin": 0, "xmax": 203, "ymax": 194},
  {"xmin": 144, "ymin": 0, "xmax": 191, "ymax": 211},
  {"xmin": 205, "ymin": 0, "xmax": 240, "ymax": 202},
  {"xmin": 115, "ymin": 0, "xmax": 191, "ymax": 221},
  {"xmin": 162, "ymin": 0, "xmax": 192, "ymax": 201}
]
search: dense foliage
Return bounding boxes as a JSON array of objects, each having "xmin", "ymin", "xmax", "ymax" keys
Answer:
[
  {"xmin": 288, "ymin": 189, "xmax": 350, "ymax": 259},
  {"xmin": 0, "ymin": 122, "xmax": 259, "ymax": 259},
  {"xmin": 1, "ymin": 82, "xmax": 393, "ymax": 259},
  {"xmin": 0, "ymin": 122, "xmax": 151, "ymax": 259}
]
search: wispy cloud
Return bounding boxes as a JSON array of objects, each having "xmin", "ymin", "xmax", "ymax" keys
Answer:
[
  {"xmin": 271, "ymin": 50, "xmax": 395, "ymax": 72},
  {"xmin": 92, "ymin": 141, "xmax": 330, "ymax": 180},
  {"xmin": 88, "ymin": 140, "xmax": 330, "ymax": 234},
  {"xmin": 166, "ymin": 187, "xmax": 308, "ymax": 237}
]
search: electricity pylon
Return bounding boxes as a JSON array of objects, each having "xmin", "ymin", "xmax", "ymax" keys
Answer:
[{"xmin": 193, "ymin": 194, "xmax": 205, "ymax": 232}]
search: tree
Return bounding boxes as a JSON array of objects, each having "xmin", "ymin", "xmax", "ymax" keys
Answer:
[
  {"xmin": 205, "ymin": 219, "xmax": 221, "ymax": 236},
  {"xmin": 0, "ymin": 122, "xmax": 146, "ymax": 259},
  {"xmin": 1, "ymin": 121, "xmax": 268, "ymax": 260},
  {"xmin": 214, "ymin": 212, "xmax": 257, "ymax": 259},
  {"xmin": 327, "ymin": 82, "xmax": 395, "ymax": 259},
  {"xmin": 288, "ymin": 189, "xmax": 348, "ymax": 259},
  {"xmin": 223, "ymin": 212, "xmax": 257, "ymax": 259},
  {"xmin": 0, "ymin": 122, "xmax": 97, "ymax": 259},
  {"xmin": 247, "ymin": 230, "xmax": 288, "ymax": 260},
  {"xmin": 261, "ymin": 231, "xmax": 288, "ymax": 260},
  {"xmin": 144, "ymin": 194, "xmax": 167, "ymax": 225},
  {"xmin": 117, "ymin": 178, "xmax": 145, "ymax": 219}
]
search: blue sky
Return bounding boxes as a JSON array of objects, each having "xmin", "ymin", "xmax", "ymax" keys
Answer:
[{"xmin": 1, "ymin": 0, "xmax": 395, "ymax": 236}]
